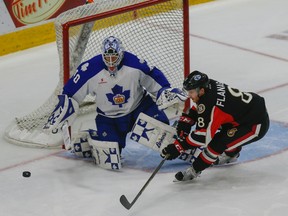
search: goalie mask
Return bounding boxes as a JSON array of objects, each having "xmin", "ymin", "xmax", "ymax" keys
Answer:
[
  {"xmin": 183, "ymin": 70, "xmax": 210, "ymax": 91},
  {"xmin": 102, "ymin": 36, "xmax": 124, "ymax": 74}
]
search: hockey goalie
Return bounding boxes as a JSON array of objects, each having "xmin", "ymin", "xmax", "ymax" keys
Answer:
[{"xmin": 43, "ymin": 36, "xmax": 188, "ymax": 170}]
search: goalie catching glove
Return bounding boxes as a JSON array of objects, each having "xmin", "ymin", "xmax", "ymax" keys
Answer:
[
  {"xmin": 43, "ymin": 94, "xmax": 79, "ymax": 131},
  {"xmin": 156, "ymin": 87, "xmax": 187, "ymax": 110}
]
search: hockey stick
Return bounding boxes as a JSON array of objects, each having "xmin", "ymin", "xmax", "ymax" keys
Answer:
[
  {"xmin": 61, "ymin": 121, "xmax": 72, "ymax": 150},
  {"xmin": 120, "ymin": 156, "xmax": 168, "ymax": 210}
]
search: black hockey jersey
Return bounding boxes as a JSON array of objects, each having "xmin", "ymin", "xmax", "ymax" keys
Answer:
[{"xmin": 185, "ymin": 79, "xmax": 267, "ymax": 147}]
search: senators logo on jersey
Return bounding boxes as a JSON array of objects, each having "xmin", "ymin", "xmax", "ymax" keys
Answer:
[
  {"xmin": 197, "ymin": 104, "xmax": 205, "ymax": 114},
  {"xmin": 227, "ymin": 128, "xmax": 238, "ymax": 137}
]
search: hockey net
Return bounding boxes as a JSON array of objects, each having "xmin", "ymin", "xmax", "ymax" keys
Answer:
[{"xmin": 4, "ymin": 0, "xmax": 190, "ymax": 148}]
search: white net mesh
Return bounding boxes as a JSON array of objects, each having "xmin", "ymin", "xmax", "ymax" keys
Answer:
[{"xmin": 4, "ymin": 0, "xmax": 188, "ymax": 148}]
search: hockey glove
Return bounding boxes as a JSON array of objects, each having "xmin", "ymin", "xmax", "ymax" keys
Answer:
[
  {"xmin": 43, "ymin": 94, "xmax": 79, "ymax": 131},
  {"xmin": 161, "ymin": 139, "xmax": 187, "ymax": 160},
  {"xmin": 176, "ymin": 113, "xmax": 195, "ymax": 139},
  {"xmin": 161, "ymin": 144, "xmax": 180, "ymax": 160},
  {"xmin": 156, "ymin": 87, "xmax": 187, "ymax": 110},
  {"xmin": 162, "ymin": 137, "xmax": 198, "ymax": 160}
]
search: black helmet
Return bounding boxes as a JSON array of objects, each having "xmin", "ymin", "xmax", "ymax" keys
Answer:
[{"xmin": 183, "ymin": 70, "xmax": 209, "ymax": 90}]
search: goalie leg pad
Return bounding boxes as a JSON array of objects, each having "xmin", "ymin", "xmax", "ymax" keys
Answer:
[
  {"xmin": 72, "ymin": 131, "xmax": 92, "ymax": 158},
  {"xmin": 89, "ymin": 138, "xmax": 121, "ymax": 170},
  {"xmin": 130, "ymin": 113, "xmax": 177, "ymax": 152}
]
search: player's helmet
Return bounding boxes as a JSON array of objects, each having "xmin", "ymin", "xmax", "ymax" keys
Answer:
[
  {"xmin": 102, "ymin": 36, "xmax": 124, "ymax": 68},
  {"xmin": 183, "ymin": 70, "xmax": 209, "ymax": 90}
]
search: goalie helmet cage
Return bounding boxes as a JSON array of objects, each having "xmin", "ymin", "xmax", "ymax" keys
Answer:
[{"xmin": 4, "ymin": 0, "xmax": 190, "ymax": 148}]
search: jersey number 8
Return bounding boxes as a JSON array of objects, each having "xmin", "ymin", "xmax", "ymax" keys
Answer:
[{"xmin": 228, "ymin": 86, "xmax": 252, "ymax": 104}]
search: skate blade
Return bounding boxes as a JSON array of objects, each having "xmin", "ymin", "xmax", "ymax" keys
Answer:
[{"xmin": 172, "ymin": 177, "xmax": 196, "ymax": 182}]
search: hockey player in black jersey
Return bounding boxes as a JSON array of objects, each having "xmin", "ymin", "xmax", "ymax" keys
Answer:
[{"xmin": 161, "ymin": 70, "xmax": 270, "ymax": 181}]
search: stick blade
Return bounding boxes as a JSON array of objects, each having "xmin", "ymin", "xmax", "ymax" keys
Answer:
[{"xmin": 120, "ymin": 195, "xmax": 132, "ymax": 210}]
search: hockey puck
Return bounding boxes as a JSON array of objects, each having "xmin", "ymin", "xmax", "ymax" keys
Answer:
[{"xmin": 22, "ymin": 171, "xmax": 31, "ymax": 178}]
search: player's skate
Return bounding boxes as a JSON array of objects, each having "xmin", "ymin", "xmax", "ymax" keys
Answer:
[
  {"xmin": 214, "ymin": 152, "xmax": 240, "ymax": 165},
  {"xmin": 174, "ymin": 166, "xmax": 201, "ymax": 182}
]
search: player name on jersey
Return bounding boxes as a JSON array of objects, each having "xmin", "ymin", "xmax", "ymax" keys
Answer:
[{"xmin": 216, "ymin": 81, "xmax": 226, "ymax": 107}]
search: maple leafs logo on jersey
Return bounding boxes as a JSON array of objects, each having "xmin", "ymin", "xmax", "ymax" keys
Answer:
[
  {"xmin": 106, "ymin": 84, "xmax": 130, "ymax": 107},
  {"xmin": 81, "ymin": 63, "xmax": 89, "ymax": 71}
]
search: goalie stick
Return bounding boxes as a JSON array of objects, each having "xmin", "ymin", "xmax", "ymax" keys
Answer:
[
  {"xmin": 61, "ymin": 121, "xmax": 72, "ymax": 150},
  {"xmin": 119, "ymin": 155, "xmax": 168, "ymax": 210}
]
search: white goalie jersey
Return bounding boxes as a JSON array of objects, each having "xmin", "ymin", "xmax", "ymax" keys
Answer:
[{"xmin": 62, "ymin": 51, "xmax": 171, "ymax": 118}]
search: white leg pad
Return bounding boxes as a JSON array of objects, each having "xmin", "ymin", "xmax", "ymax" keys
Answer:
[
  {"xmin": 130, "ymin": 113, "xmax": 177, "ymax": 152},
  {"xmin": 89, "ymin": 138, "xmax": 121, "ymax": 170},
  {"xmin": 72, "ymin": 131, "xmax": 92, "ymax": 158}
]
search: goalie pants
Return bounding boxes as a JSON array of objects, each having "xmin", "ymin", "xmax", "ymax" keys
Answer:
[
  {"xmin": 95, "ymin": 95, "xmax": 169, "ymax": 149},
  {"xmin": 193, "ymin": 111, "xmax": 270, "ymax": 172}
]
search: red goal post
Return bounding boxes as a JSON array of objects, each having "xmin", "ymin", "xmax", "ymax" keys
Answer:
[{"xmin": 4, "ymin": 0, "xmax": 190, "ymax": 148}]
